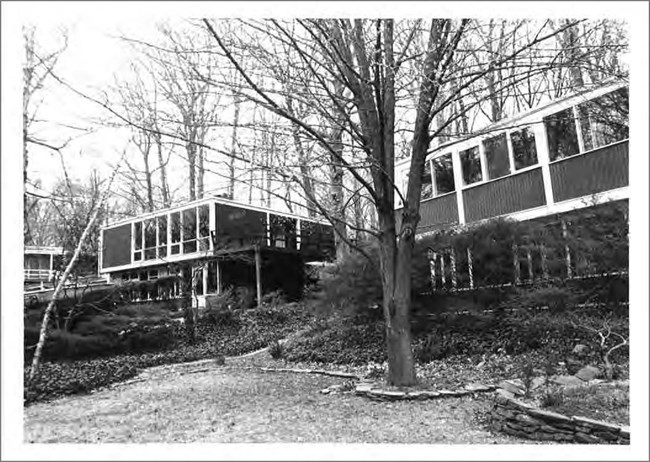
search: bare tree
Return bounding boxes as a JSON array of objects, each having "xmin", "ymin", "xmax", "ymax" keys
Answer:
[
  {"xmin": 29, "ymin": 156, "xmax": 125, "ymax": 381},
  {"xmin": 23, "ymin": 26, "xmax": 68, "ymax": 244},
  {"xmin": 199, "ymin": 18, "xmax": 611, "ymax": 386}
]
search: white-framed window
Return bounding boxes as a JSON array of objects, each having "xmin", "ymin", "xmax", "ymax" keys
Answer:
[
  {"xmin": 510, "ymin": 127, "xmax": 539, "ymax": 170},
  {"xmin": 432, "ymin": 153, "xmax": 455, "ymax": 195},
  {"xmin": 483, "ymin": 133, "xmax": 511, "ymax": 180},
  {"xmin": 460, "ymin": 145, "xmax": 482, "ymax": 185},
  {"xmin": 577, "ymin": 87, "xmax": 629, "ymax": 152}
]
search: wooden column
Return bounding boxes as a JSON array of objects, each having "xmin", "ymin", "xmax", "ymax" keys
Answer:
[
  {"xmin": 512, "ymin": 243, "xmax": 521, "ymax": 285},
  {"xmin": 215, "ymin": 259, "xmax": 222, "ymax": 295},
  {"xmin": 561, "ymin": 220, "xmax": 572, "ymax": 279},
  {"xmin": 202, "ymin": 262, "xmax": 208, "ymax": 296},
  {"xmin": 254, "ymin": 246, "xmax": 262, "ymax": 307}
]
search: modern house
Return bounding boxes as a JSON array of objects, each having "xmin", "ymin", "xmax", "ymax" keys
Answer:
[
  {"xmin": 395, "ymin": 81, "xmax": 629, "ymax": 236},
  {"xmin": 24, "ymin": 245, "xmax": 64, "ymax": 286},
  {"xmin": 98, "ymin": 196, "xmax": 335, "ymax": 307}
]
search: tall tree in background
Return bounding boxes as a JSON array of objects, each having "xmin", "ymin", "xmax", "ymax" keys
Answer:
[{"xmin": 23, "ymin": 26, "xmax": 68, "ymax": 244}]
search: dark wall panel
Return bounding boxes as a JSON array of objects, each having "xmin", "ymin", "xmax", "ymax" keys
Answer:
[
  {"xmin": 550, "ymin": 141, "xmax": 628, "ymax": 203},
  {"xmin": 463, "ymin": 168, "xmax": 546, "ymax": 222},
  {"xmin": 215, "ymin": 203, "xmax": 267, "ymax": 249},
  {"xmin": 416, "ymin": 193, "xmax": 460, "ymax": 232},
  {"xmin": 300, "ymin": 221, "xmax": 335, "ymax": 260},
  {"xmin": 102, "ymin": 224, "xmax": 132, "ymax": 269}
]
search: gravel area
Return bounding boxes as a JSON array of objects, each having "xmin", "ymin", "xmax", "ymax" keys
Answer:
[{"xmin": 24, "ymin": 358, "xmax": 531, "ymax": 444}]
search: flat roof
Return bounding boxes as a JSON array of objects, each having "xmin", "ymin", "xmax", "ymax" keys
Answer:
[
  {"xmin": 24, "ymin": 245, "xmax": 64, "ymax": 255},
  {"xmin": 102, "ymin": 195, "xmax": 331, "ymax": 230}
]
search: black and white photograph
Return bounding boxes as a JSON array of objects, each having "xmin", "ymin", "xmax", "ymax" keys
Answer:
[{"xmin": 2, "ymin": 1, "xmax": 648, "ymax": 460}]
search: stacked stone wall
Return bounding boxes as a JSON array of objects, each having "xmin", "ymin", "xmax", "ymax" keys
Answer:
[{"xmin": 491, "ymin": 395, "xmax": 629, "ymax": 444}]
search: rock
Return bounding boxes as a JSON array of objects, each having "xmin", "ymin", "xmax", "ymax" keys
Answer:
[
  {"xmin": 355, "ymin": 384, "xmax": 373, "ymax": 394},
  {"xmin": 498, "ymin": 379, "xmax": 526, "ymax": 396},
  {"xmin": 496, "ymin": 388, "xmax": 516, "ymax": 400},
  {"xmin": 319, "ymin": 388, "xmax": 331, "ymax": 394},
  {"xmin": 438, "ymin": 389, "xmax": 458, "ymax": 396},
  {"xmin": 574, "ymin": 432, "xmax": 600, "ymax": 444},
  {"xmin": 527, "ymin": 408, "xmax": 573, "ymax": 424},
  {"xmin": 453, "ymin": 390, "xmax": 471, "ymax": 397},
  {"xmin": 593, "ymin": 430, "xmax": 620, "ymax": 442},
  {"xmin": 465, "ymin": 382, "xmax": 492, "ymax": 392},
  {"xmin": 572, "ymin": 416, "xmax": 621, "ymax": 432},
  {"xmin": 572, "ymin": 344, "xmax": 589, "ymax": 356},
  {"xmin": 575, "ymin": 365, "xmax": 602, "ymax": 382},
  {"xmin": 539, "ymin": 424, "xmax": 573, "ymax": 434},
  {"xmin": 619, "ymin": 426, "xmax": 630, "ymax": 439},
  {"xmin": 550, "ymin": 374, "xmax": 584, "ymax": 387},
  {"xmin": 405, "ymin": 391, "xmax": 428, "ymax": 400},
  {"xmin": 514, "ymin": 413, "xmax": 543, "ymax": 427},
  {"xmin": 531, "ymin": 376, "xmax": 546, "ymax": 390}
]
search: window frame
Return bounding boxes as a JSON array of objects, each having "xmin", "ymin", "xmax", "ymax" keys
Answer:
[
  {"xmin": 459, "ymin": 145, "xmax": 483, "ymax": 186},
  {"xmin": 431, "ymin": 152, "xmax": 455, "ymax": 197}
]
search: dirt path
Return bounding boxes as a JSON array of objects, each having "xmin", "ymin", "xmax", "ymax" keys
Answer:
[{"xmin": 24, "ymin": 352, "xmax": 530, "ymax": 444}]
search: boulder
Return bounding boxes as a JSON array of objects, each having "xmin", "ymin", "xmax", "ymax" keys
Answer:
[{"xmin": 575, "ymin": 365, "xmax": 602, "ymax": 382}]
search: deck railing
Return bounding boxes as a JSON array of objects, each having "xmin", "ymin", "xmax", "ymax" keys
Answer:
[{"xmin": 24, "ymin": 269, "xmax": 52, "ymax": 281}]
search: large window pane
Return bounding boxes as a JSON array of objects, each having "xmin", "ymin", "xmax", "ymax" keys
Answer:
[
  {"xmin": 420, "ymin": 161, "xmax": 433, "ymax": 200},
  {"xmin": 432, "ymin": 154, "xmax": 455, "ymax": 195},
  {"xmin": 198, "ymin": 204, "xmax": 210, "ymax": 238},
  {"xmin": 510, "ymin": 128, "xmax": 538, "ymax": 170},
  {"xmin": 171, "ymin": 212, "xmax": 181, "ymax": 243},
  {"xmin": 579, "ymin": 87, "xmax": 629, "ymax": 151},
  {"xmin": 544, "ymin": 108, "xmax": 580, "ymax": 161},
  {"xmin": 182, "ymin": 208, "xmax": 196, "ymax": 241},
  {"xmin": 182, "ymin": 208, "xmax": 197, "ymax": 254},
  {"xmin": 483, "ymin": 133, "xmax": 510, "ymax": 179},
  {"xmin": 460, "ymin": 146, "xmax": 482, "ymax": 185},
  {"xmin": 158, "ymin": 216, "xmax": 167, "ymax": 245},
  {"xmin": 134, "ymin": 221, "xmax": 142, "ymax": 250},
  {"xmin": 157, "ymin": 216, "xmax": 167, "ymax": 258},
  {"xmin": 144, "ymin": 219, "xmax": 156, "ymax": 248}
]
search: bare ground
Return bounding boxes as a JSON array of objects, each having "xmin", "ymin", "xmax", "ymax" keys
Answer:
[{"xmin": 24, "ymin": 353, "xmax": 531, "ymax": 444}]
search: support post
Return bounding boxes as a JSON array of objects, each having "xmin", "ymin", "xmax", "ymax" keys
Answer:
[
  {"xmin": 513, "ymin": 243, "xmax": 521, "ymax": 285},
  {"xmin": 428, "ymin": 249, "xmax": 436, "ymax": 291},
  {"xmin": 202, "ymin": 262, "xmax": 208, "ymax": 296},
  {"xmin": 561, "ymin": 220, "xmax": 572, "ymax": 279},
  {"xmin": 215, "ymin": 259, "xmax": 222, "ymax": 295},
  {"xmin": 467, "ymin": 247, "xmax": 474, "ymax": 290},
  {"xmin": 540, "ymin": 244, "xmax": 549, "ymax": 280},
  {"xmin": 450, "ymin": 250, "xmax": 457, "ymax": 290},
  {"xmin": 254, "ymin": 245, "xmax": 262, "ymax": 307}
]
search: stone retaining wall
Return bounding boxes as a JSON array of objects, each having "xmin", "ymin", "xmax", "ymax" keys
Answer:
[{"xmin": 491, "ymin": 394, "xmax": 629, "ymax": 444}]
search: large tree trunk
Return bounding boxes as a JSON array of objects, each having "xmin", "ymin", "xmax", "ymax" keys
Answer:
[{"xmin": 378, "ymin": 210, "xmax": 417, "ymax": 385}]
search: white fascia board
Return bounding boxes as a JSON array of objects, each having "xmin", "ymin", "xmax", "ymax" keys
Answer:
[{"xmin": 102, "ymin": 195, "xmax": 330, "ymax": 231}]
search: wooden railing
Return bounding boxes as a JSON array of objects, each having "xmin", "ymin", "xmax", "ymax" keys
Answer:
[{"xmin": 24, "ymin": 269, "xmax": 52, "ymax": 281}]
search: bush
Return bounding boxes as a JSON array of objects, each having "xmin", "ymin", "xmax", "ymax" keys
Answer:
[{"xmin": 268, "ymin": 340, "xmax": 284, "ymax": 359}]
